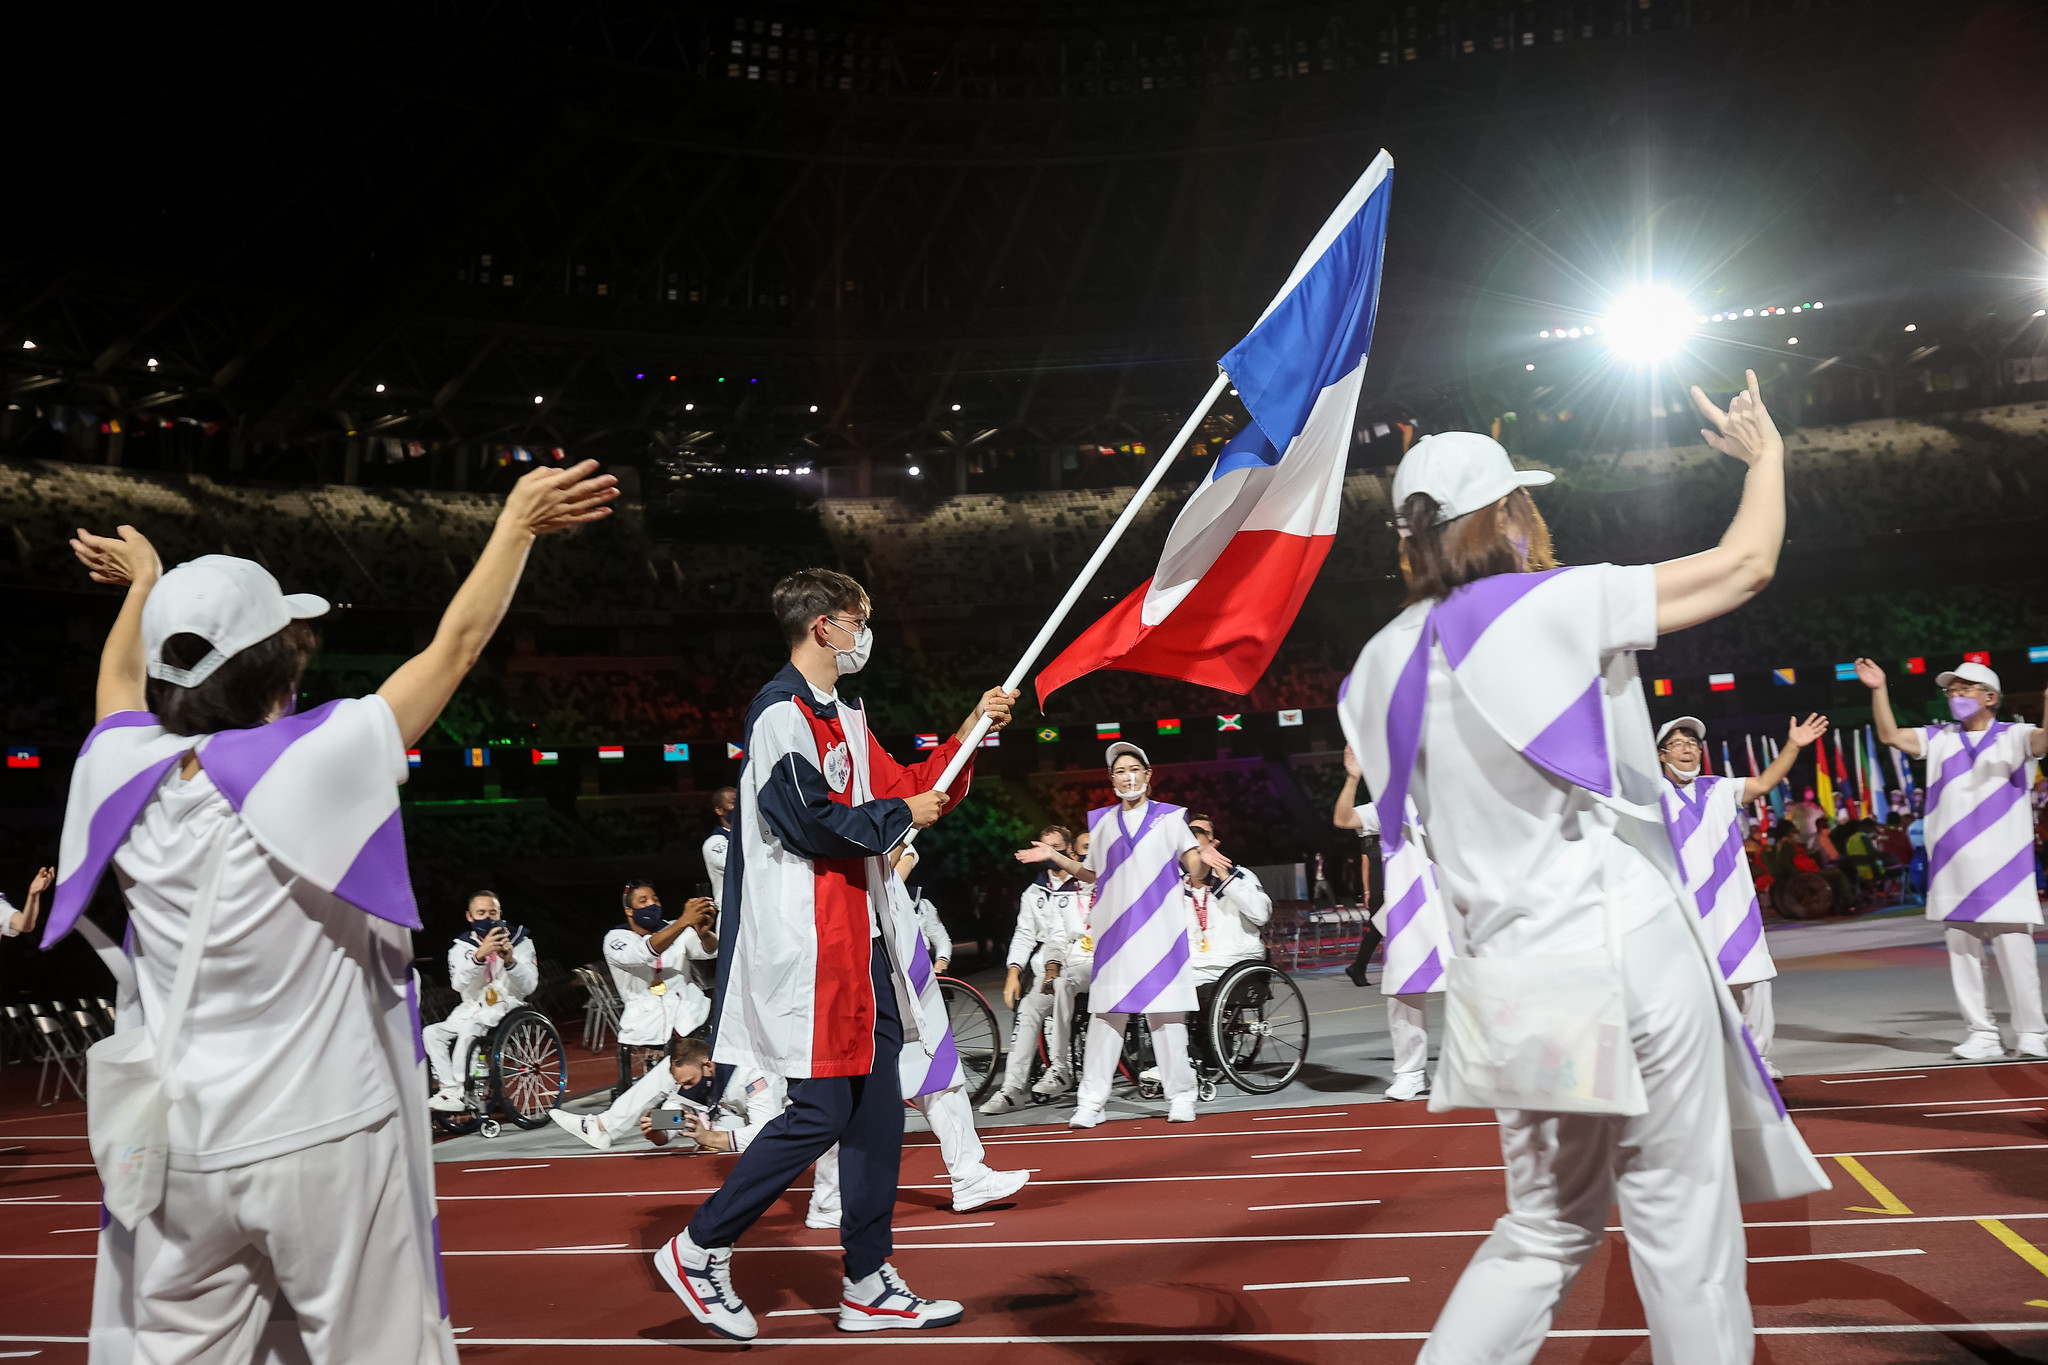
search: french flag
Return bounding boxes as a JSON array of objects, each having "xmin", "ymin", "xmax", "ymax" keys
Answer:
[{"xmin": 1036, "ymin": 150, "xmax": 1392, "ymax": 703}]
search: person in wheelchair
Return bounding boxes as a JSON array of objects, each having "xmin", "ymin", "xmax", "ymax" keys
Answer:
[
  {"xmin": 983, "ymin": 823, "xmax": 1080, "ymax": 1114},
  {"xmin": 1042, "ymin": 826, "xmax": 1094, "ymax": 1094},
  {"xmin": 551, "ymin": 878, "xmax": 718, "ymax": 1149},
  {"xmin": 1140, "ymin": 814, "xmax": 1271, "ymax": 1089},
  {"xmin": 427, "ymin": 889, "xmax": 539, "ymax": 1112}
]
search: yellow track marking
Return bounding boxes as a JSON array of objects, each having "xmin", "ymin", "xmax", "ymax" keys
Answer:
[{"xmin": 1834, "ymin": 1156, "xmax": 1913, "ymax": 1215}]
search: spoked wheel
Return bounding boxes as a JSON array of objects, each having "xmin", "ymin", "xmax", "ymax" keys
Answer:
[
  {"xmin": 937, "ymin": 978, "xmax": 1003, "ymax": 1104},
  {"xmin": 430, "ymin": 1041, "xmax": 489, "ymax": 1136},
  {"xmin": 491, "ymin": 1010, "xmax": 568, "ymax": 1129},
  {"xmin": 1207, "ymin": 962, "xmax": 1310, "ymax": 1094}
]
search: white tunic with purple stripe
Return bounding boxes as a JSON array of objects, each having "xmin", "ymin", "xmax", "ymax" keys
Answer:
[
  {"xmin": 1658, "ymin": 775, "xmax": 1776, "ymax": 987},
  {"xmin": 1084, "ymin": 800, "xmax": 1201, "ymax": 1015},
  {"xmin": 1355, "ymin": 799, "xmax": 1453, "ymax": 996},
  {"xmin": 1919, "ymin": 722, "xmax": 2043, "ymax": 926}
]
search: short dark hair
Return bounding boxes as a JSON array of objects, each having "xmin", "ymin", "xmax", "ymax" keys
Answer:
[
  {"xmin": 1187, "ymin": 812, "xmax": 1214, "ymax": 830},
  {"xmin": 668, "ymin": 1035, "xmax": 712, "ymax": 1066},
  {"xmin": 1397, "ymin": 487, "xmax": 1557, "ymax": 606},
  {"xmin": 145, "ymin": 622, "xmax": 319, "ymax": 737},
  {"xmin": 622, "ymin": 879, "xmax": 657, "ymax": 908},
  {"xmin": 771, "ymin": 569, "xmax": 871, "ymax": 646},
  {"xmin": 467, "ymin": 890, "xmax": 501, "ymax": 910},
  {"xmin": 1037, "ymin": 824, "xmax": 1072, "ymax": 844}
]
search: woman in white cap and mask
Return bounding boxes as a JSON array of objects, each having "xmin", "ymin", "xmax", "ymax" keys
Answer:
[
  {"xmin": 1858, "ymin": 656, "xmax": 2047, "ymax": 1060},
  {"xmin": 52, "ymin": 460, "xmax": 615, "ymax": 1365},
  {"xmin": 1339, "ymin": 371, "xmax": 1827, "ymax": 1365},
  {"xmin": 1653, "ymin": 711, "xmax": 1827, "ymax": 1078}
]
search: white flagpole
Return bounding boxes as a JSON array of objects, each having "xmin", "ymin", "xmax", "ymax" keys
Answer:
[{"xmin": 900, "ymin": 369, "xmax": 1234, "ymax": 844}]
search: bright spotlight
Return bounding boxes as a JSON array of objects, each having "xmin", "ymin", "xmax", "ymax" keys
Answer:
[
  {"xmin": 2035, "ymin": 310, "xmax": 2045, "ymax": 318},
  {"xmin": 950, "ymin": 403, "xmax": 962, "ymax": 411},
  {"xmin": 375, "ymin": 383, "xmax": 386, "ymax": 393},
  {"xmin": 1904, "ymin": 324, "xmax": 1917, "ymax": 332},
  {"xmin": 908, "ymin": 465, "xmax": 921, "ymax": 476},
  {"xmin": 1787, "ymin": 337, "xmax": 1799, "ymax": 345},
  {"xmin": 1601, "ymin": 286, "xmax": 1696, "ymax": 363},
  {"xmin": 809, "ymin": 404, "xmax": 819, "ymax": 413},
  {"xmin": 1539, "ymin": 330, "xmax": 1550, "ymax": 339},
  {"xmin": 1525, "ymin": 363, "xmax": 1536, "ymax": 371},
  {"xmin": 1567, "ymin": 328, "xmax": 1582, "ymax": 338},
  {"xmin": 533, "ymin": 395, "xmax": 544, "ymax": 404},
  {"xmin": 684, "ymin": 402, "xmax": 694, "ymax": 411},
  {"xmin": 20, "ymin": 339, "xmax": 33, "ymax": 350}
]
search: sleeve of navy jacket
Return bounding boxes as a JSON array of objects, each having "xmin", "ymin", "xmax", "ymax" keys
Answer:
[{"xmin": 756, "ymin": 729, "xmax": 915, "ymax": 860}]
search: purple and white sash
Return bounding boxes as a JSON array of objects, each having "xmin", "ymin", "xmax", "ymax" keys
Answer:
[
  {"xmin": 1919, "ymin": 721, "xmax": 2043, "ymax": 925},
  {"xmin": 1660, "ymin": 776, "xmax": 1775, "ymax": 986},
  {"xmin": 1363, "ymin": 799, "xmax": 1454, "ymax": 997},
  {"xmin": 1089, "ymin": 800, "xmax": 1197, "ymax": 1015},
  {"xmin": 891, "ymin": 875, "xmax": 964, "ymax": 1098}
]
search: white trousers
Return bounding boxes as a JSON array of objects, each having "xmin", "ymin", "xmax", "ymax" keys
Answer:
[
  {"xmin": 597, "ymin": 1057, "xmax": 678, "ymax": 1138},
  {"xmin": 1730, "ymin": 980, "xmax": 1775, "ymax": 1062},
  {"xmin": 1077, "ymin": 1012, "xmax": 1192, "ymax": 1111},
  {"xmin": 1419, "ymin": 907, "xmax": 1750, "ymax": 1365},
  {"xmin": 420, "ymin": 1018, "xmax": 489, "ymax": 1090},
  {"xmin": 115, "ymin": 1117, "xmax": 446, "ymax": 1365},
  {"xmin": 1389, "ymin": 994, "xmax": 1429, "ymax": 1078},
  {"xmin": 1946, "ymin": 923, "xmax": 2046, "ymax": 1038},
  {"xmin": 998, "ymin": 983, "xmax": 1059, "ymax": 1095},
  {"xmin": 1047, "ymin": 959, "xmax": 1093, "ymax": 1077},
  {"xmin": 812, "ymin": 1085, "xmax": 989, "ymax": 1213}
]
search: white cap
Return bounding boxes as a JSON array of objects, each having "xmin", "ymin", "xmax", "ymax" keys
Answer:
[
  {"xmin": 1391, "ymin": 431, "xmax": 1554, "ymax": 533},
  {"xmin": 1655, "ymin": 716, "xmax": 1706, "ymax": 748},
  {"xmin": 142, "ymin": 556, "xmax": 329, "ymax": 689},
  {"xmin": 1104, "ymin": 741, "xmax": 1151, "ymax": 770},
  {"xmin": 1935, "ymin": 660, "xmax": 2001, "ymax": 694}
]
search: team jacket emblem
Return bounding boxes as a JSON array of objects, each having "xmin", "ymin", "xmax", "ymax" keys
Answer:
[{"xmin": 823, "ymin": 741, "xmax": 852, "ymax": 793}]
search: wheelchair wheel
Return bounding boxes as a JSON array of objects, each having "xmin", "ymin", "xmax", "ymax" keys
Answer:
[
  {"xmin": 430, "ymin": 1038, "xmax": 491, "ymax": 1136},
  {"xmin": 1207, "ymin": 962, "xmax": 1309, "ymax": 1094},
  {"xmin": 937, "ymin": 977, "xmax": 1003, "ymax": 1104},
  {"xmin": 490, "ymin": 1010, "xmax": 569, "ymax": 1130}
]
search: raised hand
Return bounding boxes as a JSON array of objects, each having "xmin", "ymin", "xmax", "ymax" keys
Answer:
[
  {"xmin": 501, "ymin": 460, "xmax": 619, "ymax": 537},
  {"xmin": 1197, "ymin": 843, "xmax": 1235, "ymax": 875},
  {"xmin": 904, "ymin": 789, "xmax": 950, "ymax": 827},
  {"xmin": 28, "ymin": 866, "xmax": 54, "ymax": 896},
  {"xmin": 1852, "ymin": 658, "xmax": 1886, "ymax": 691},
  {"xmin": 1014, "ymin": 840, "xmax": 1059, "ymax": 865},
  {"xmin": 1342, "ymin": 745, "xmax": 1361, "ymax": 780},
  {"xmin": 1788, "ymin": 713, "xmax": 1829, "ymax": 748},
  {"xmin": 1690, "ymin": 369, "xmax": 1783, "ymax": 468},
  {"xmin": 962, "ymin": 686, "xmax": 1021, "ymax": 740},
  {"xmin": 70, "ymin": 525, "xmax": 161, "ymax": 588}
]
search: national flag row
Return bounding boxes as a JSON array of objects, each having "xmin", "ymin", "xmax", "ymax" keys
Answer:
[
  {"xmin": 1010, "ymin": 712, "xmax": 1311, "ymax": 745},
  {"xmin": 1649, "ymin": 648, "xmax": 2039, "ymax": 698},
  {"xmin": 403, "ymin": 742, "xmax": 746, "ymax": 768}
]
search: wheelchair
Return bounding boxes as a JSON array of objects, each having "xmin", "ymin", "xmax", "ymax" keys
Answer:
[
  {"xmin": 430, "ymin": 1005, "xmax": 571, "ymax": 1139},
  {"xmin": 936, "ymin": 976, "xmax": 1004, "ymax": 1104},
  {"xmin": 1128, "ymin": 957, "xmax": 1311, "ymax": 1100}
]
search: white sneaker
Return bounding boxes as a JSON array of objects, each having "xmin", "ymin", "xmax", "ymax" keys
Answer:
[
  {"xmin": 428, "ymin": 1084, "xmax": 468, "ymax": 1113},
  {"xmin": 979, "ymin": 1089, "xmax": 1028, "ymax": 1116},
  {"xmin": 655, "ymin": 1230, "xmax": 757, "ymax": 1341},
  {"xmin": 805, "ymin": 1204, "xmax": 842, "ymax": 1230},
  {"xmin": 1068, "ymin": 1107, "xmax": 1105, "ymax": 1129},
  {"xmin": 2017, "ymin": 1033, "xmax": 2047, "ymax": 1059},
  {"xmin": 1139, "ymin": 1066, "xmax": 1161, "ymax": 1084},
  {"xmin": 1765, "ymin": 1060, "xmax": 1786, "ymax": 1081},
  {"xmin": 1167, "ymin": 1100, "xmax": 1197, "ymax": 1123},
  {"xmin": 1030, "ymin": 1070, "xmax": 1073, "ymax": 1098},
  {"xmin": 548, "ymin": 1109, "xmax": 611, "ymax": 1150},
  {"xmin": 1952, "ymin": 1033, "xmax": 2008, "ymax": 1061},
  {"xmin": 838, "ymin": 1263, "xmax": 963, "ymax": 1332},
  {"xmin": 1383, "ymin": 1072, "xmax": 1429, "ymax": 1102},
  {"xmin": 951, "ymin": 1166, "xmax": 1029, "ymax": 1213}
]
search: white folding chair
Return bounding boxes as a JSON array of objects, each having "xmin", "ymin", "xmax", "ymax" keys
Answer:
[{"xmin": 33, "ymin": 1015, "xmax": 84, "ymax": 1105}]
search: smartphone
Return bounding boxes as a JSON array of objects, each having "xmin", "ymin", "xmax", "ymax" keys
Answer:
[
  {"xmin": 694, "ymin": 881, "xmax": 713, "ymax": 901},
  {"xmin": 651, "ymin": 1097, "xmax": 710, "ymax": 1128}
]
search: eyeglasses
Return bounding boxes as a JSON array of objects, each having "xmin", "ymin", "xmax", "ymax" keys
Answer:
[{"xmin": 825, "ymin": 613, "xmax": 869, "ymax": 633}]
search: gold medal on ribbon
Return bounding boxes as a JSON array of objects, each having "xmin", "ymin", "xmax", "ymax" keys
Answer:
[
  {"xmin": 1079, "ymin": 934, "xmax": 1093, "ymax": 953},
  {"xmin": 1199, "ymin": 936, "xmax": 1209, "ymax": 954},
  {"xmin": 483, "ymin": 986, "xmax": 499, "ymax": 1006},
  {"xmin": 649, "ymin": 979, "xmax": 667, "ymax": 996}
]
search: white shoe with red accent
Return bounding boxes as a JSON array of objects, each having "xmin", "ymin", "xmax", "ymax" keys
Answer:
[
  {"xmin": 838, "ymin": 1263, "xmax": 963, "ymax": 1332},
  {"xmin": 654, "ymin": 1230, "xmax": 757, "ymax": 1341}
]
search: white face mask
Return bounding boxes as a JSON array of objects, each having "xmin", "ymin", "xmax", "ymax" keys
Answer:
[
  {"xmin": 1663, "ymin": 760, "xmax": 1700, "ymax": 781},
  {"xmin": 1114, "ymin": 772, "xmax": 1149, "ymax": 800},
  {"xmin": 825, "ymin": 619, "xmax": 873, "ymax": 676}
]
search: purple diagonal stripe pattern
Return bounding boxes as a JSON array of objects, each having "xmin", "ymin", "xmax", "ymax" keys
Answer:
[
  {"xmin": 1943, "ymin": 846, "xmax": 2038, "ymax": 921},
  {"xmin": 1738, "ymin": 1024, "xmax": 1787, "ymax": 1119},
  {"xmin": 1434, "ymin": 568, "xmax": 1570, "ymax": 669},
  {"xmin": 916, "ymin": 1028, "xmax": 961, "ymax": 1098},
  {"xmin": 77, "ymin": 710, "xmax": 161, "ymax": 759},
  {"xmin": 1379, "ymin": 874, "xmax": 1430, "ymax": 944},
  {"xmin": 44, "ymin": 753, "xmax": 184, "ymax": 948},
  {"xmin": 1522, "ymin": 676, "xmax": 1612, "ymax": 798},
  {"xmin": 1394, "ymin": 947, "xmax": 1444, "ymax": 996},
  {"xmin": 1092, "ymin": 859, "xmax": 1184, "ymax": 971},
  {"xmin": 1666, "ymin": 777, "xmax": 1716, "ymax": 855},
  {"xmin": 1104, "ymin": 929, "xmax": 1192, "ymax": 1016},
  {"xmin": 198, "ymin": 699, "xmax": 348, "ymax": 809},
  {"xmin": 1097, "ymin": 801, "xmax": 1171, "ymax": 893},
  {"xmin": 1925, "ymin": 722, "xmax": 2007, "ymax": 816},
  {"xmin": 1715, "ymin": 897, "xmax": 1766, "ymax": 983},
  {"xmin": 1376, "ymin": 622, "xmax": 1434, "ymax": 857},
  {"xmin": 332, "ymin": 809, "xmax": 420, "ymax": 930},
  {"xmin": 1927, "ymin": 778, "xmax": 2027, "ymax": 882}
]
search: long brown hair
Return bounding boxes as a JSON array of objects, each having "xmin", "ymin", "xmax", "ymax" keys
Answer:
[
  {"xmin": 144, "ymin": 622, "xmax": 319, "ymax": 736},
  {"xmin": 1397, "ymin": 488, "xmax": 1557, "ymax": 606}
]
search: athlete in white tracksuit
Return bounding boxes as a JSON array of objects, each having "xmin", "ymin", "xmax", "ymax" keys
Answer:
[
  {"xmin": 1044, "ymin": 828, "xmax": 1095, "ymax": 1088},
  {"xmin": 425, "ymin": 891, "xmax": 539, "ymax": 1111},
  {"xmin": 985, "ymin": 824, "xmax": 1085, "ymax": 1112}
]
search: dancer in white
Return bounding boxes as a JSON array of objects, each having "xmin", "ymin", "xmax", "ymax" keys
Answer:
[
  {"xmin": 55, "ymin": 460, "xmax": 615, "ymax": 1365},
  {"xmin": 703, "ymin": 787, "xmax": 736, "ymax": 909},
  {"xmin": 425, "ymin": 890, "xmax": 538, "ymax": 1111},
  {"xmin": 1333, "ymin": 746, "xmax": 1455, "ymax": 1102},
  {"xmin": 551, "ymin": 880, "xmax": 718, "ymax": 1149},
  {"xmin": 1655, "ymin": 713, "xmax": 1826, "ymax": 1079},
  {"xmin": 984, "ymin": 824, "xmax": 1081, "ymax": 1112},
  {"xmin": 1016, "ymin": 743, "xmax": 1219, "ymax": 1127},
  {"xmin": 1042, "ymin": 828, "xmax": 1095, "ymax": 1092},
  {"xmin": 1341, "ymin": 379, "xmax": 1825, "ymax": 1365},
  {"xmin": 1861, "ymin": 657, "xmax": 2047, "ymax": 1059}
]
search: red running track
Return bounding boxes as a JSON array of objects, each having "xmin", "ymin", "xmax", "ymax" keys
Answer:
[{"xmin": 5, "ymin": 1063, "xmax": 2048, "ymax": 1362}]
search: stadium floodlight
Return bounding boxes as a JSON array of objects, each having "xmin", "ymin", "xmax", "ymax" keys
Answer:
[
  {"xmin": 375, "ymin": 383, "xmax": 385, "ymax": 393},
  {"xmin": 1813, "ymin": 301, "xmax": 1823, "ymax": 308},
  {"xmin": 908, "ymin": 465, "xmax": 921, "ymax": 476},
  {"xmin": 950, "ymin": 403, "xmax": 962, "ymax": 411},
  {"xmin": 684, "ymin": 403, "xmax": 693, "ymax": 411},
  {"xmin": 1601, "ymin": 286, "xmax": 1696, "ymax": 363},
  {"xmin": 2035, "ymin": 310, "xmax": 2046, "ymax": 318},
  {"xmin": 1787, "ymin": 337, "xmax": 1799, "ymax": 345},
  {"xmin": 21, "ymin": 339, "xmax": 34, "ymax": 349},
  {"xmin": 1904, "ymin": 324, "xmax": 1917, "ymax": 332},
  {"xmin": 533, "ymin": 395, "xmax": 544, "ymax": 404},
  {"xmin": 1525, "ymin": 363, "xmax": 1536, "ymax": 371},
  {"xmin": 809, "ymin": 404, "xmax": 819, "ymax": 413}
]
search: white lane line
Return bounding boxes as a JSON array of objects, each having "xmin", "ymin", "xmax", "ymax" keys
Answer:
[
  {"xmin": 1748, "ymin": 1248, "xmax": 1924, "ymax": 1264},
  {"xmin": 2, "ymin": 1164, "xmax": 97, "ymax": 1169},
  {"xmin": 893, "ymin": 1221, "xmax": 995, "ymax": 1232},
  {"xmin": 461, "ymin": 1164, "xmax": 552, "ymax": 1173},
  {"xmin": 536, "ymin": 1243, "xmax": 628, "ymax": 1251},
  {"xmin": 982, "ymin": 1120, "xmax": 1494, "ymax": 1148},
  {"xmin": 0, "ymin": 1196, "xmax": 61, "ymax": 1204},
  {"xmin": 0, "ymin": 1201, "xmax": 95, "ymax": 1207},
  {"xmin": 0, "ymin": 1147, "xmax": 21, "ymax": 1155},
  {"xmin": 766, "ymin": 1309, "xmax": 836, "ymax": 1318},
  {"xmin": 1249, "ymin": 1199, "xmax": 1383, "ymax": 1212},
  {"xmin": 47, "ymin": 1228, "xmax": 99, "ymax": 1235},
  {"xmin": 1244, "ymin": 1275, "xmax": 1409, "ymax": 1292},
  {"xmin": 0, "ymin": 1350, "xmax": 43, "ymax": 1357},
  {"xmin": 1924, "ymin": 1107, "xmax": 2045, "ymax": 1118},
  {"xmin": 1249, "ymin": 1149, "xmax": 1363, "ymax": 1161},
  {"xmin": 1251, "ymin": 1111, "xmax": 1349, "ymax": 1121},
  {"xmin": 1793, "ymin": 1092, "xmax": 2048, "ymax": 1115},
  {"xmin": 1814, "ymin": 1143, "xmax": 2048, "ymax": 1158},
  {"xmin": 1820, "ymin": 1075, "xmax": 1926, "ymax": 1085},
  {"xmin": 425, "ymin": 1323, "xmax": 2048, "ymax": 1347}
]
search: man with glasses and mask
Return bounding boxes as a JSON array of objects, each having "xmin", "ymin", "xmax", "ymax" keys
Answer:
[
  {"xmin": 655, "ymin": 568, "xmax": 1016, "ymax": 1341},
  {"xmin": 1654, "ymin": 713, "xmax": 1827, "ymax": 1079},
  {"xmin": 1016, "ymin": 743, "xmax": 1223, "ymax": 1128},
  {"xmin": 1860, "ymin": 656, "xmax": 2048, "ymax": 1060},
  {"xmin": 427, "ymin": 889, "xmax": 538, "ymax": 1111}
]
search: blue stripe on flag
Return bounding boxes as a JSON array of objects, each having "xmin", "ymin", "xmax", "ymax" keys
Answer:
[
  {"xmin": 1218, "ymin": 156, "xmax": 1392, "ymax": 451},
  {"xmin": 1208, "ymin": 423, "xmax": 1282, "ymax": 481}
]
